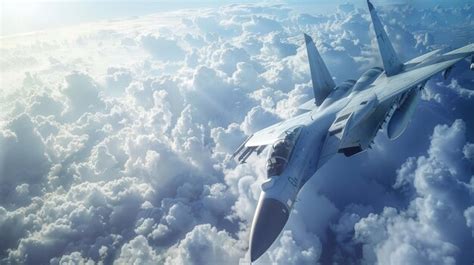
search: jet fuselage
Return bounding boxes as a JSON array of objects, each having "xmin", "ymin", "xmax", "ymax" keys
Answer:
[
  {"xmin": 243, "ymin": 1, "xmax": 474, "ymax": 262},
  {"xmin": 249, "ymin": 70, "xmax": 403, "ymax": 261}
]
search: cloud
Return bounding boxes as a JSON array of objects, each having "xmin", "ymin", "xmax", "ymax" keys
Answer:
[
  {"xmin": 104, "ymin": 66, "xmax": 133, "ymax": 96},
  {"xmin": 0, "ymin": 114, "xmax": 51, "ymax": 207},
  {"xmin": 3, "ymin": 177, "xmax": 154, "ymax": 264},
  {"xmin": 164, "ymin": 224, "xmax": 243, "ymax": 264},
  {"xmin": 211, "ymin": 123, "xmax": 245, "ymax": 155},
  {"xmin": 243, "ymin": 15, "xmax": 283, "ymax": 34},
  {"xmin": 141, "ymin": 34, "xmax": 185, "ymax": 61},
  {"xmin": 355, "ymin": 120, "xmax": 474, "ymax": 265},
  {"xmin": 115, "ymin": 235, "xmax": 161, "ymax": 265},
  {"xmin": 212, "ymin": 45, "xmax": 251, "ymax": 75},
  {"xmin": 261, "ymin": 33, "xmax": 298, "ymax": 59},
  {"xmin": 1, "ymin": 2, "xmax": 473, "ymax": 265},
  {"xmin": 445, "ymin": 78, "xmax": 474, "ymax": 99},
  {"xmin": 62, "ymin": 71, "xmax": 105, "ymax": 119},
  {"xmin": 465, "ymin": 206, "xmax": 474, "ymax": 236},
  {"xmin": 240, "ymin": 106, "xmax": 281, "ymax": 135},
  {"xmin": 268, "ymin": 230, "xmax": 321, "ymax": 265}
]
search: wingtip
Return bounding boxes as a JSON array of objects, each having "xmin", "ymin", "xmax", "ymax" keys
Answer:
[
  {"xmin": 367, "ymin": 0, "xmax": 374, "ymax": 11},
  {"xmin": 303, "ymin": 33, "xmax": 312, "ymax": 43}
]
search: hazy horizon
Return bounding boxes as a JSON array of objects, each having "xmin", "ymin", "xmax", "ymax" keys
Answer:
[{"xmin": 2, "ymin": 0, "xmax": 472, "ymax": 36}]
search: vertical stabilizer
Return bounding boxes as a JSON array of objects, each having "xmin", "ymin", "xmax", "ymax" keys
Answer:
[
  {"xmin": 367, "ymin": 0, "xmax": 403, "ymax": 76},
  {"xmin": 304, "ymin": 33, "xmax": 336, "ymax": 106}
]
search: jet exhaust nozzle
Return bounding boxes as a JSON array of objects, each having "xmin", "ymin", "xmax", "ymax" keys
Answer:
[{"xmin": 249, "ymin": 197, "xmax": 289, "ymax": 262}]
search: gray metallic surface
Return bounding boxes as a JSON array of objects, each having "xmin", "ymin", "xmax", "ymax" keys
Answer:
[
  {"xmin": 304, "ymin": 33, "xmax": 336, "ymax": 106},
  {"xmin": 249, "ymin": 197, "xmax": 289, "ymax": 262},
  {"xmin": 387, "ymin": 88, "xmax": 420, "ymax": 140}
]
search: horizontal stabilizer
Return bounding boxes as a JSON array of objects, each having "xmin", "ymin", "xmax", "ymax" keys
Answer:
[{"xmin": 304, "ymin": 33, "xmax": 335, "ymax": 106}]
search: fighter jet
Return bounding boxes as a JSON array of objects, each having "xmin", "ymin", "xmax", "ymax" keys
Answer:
[{"xmin": 231, "ymin": 0, "xmax": 474, "ymax": 262}]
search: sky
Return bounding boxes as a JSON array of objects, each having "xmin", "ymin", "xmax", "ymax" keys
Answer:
[
  {"xmin": 2, "ymin": 0, "xmax": 473, "ymax": 36},
  {"xmin": 0, "ymin": 0, "xmax": 473, "ymax": 264}
]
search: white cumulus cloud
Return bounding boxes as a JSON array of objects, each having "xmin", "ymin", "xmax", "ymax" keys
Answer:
[{"xmin": 0, "ymin": 2, "xmax": 473, "ymax": 265}]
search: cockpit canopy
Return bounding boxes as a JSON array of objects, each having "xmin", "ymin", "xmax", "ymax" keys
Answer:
[
  {"xmin": 266, "ymin": 126, "xmax": 302, "ymax": 178},
  {"xmin": 352, "ymin": 67, "xmax": 383, "ymax": 92}
]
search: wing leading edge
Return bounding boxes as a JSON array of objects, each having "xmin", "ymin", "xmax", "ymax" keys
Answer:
[
  {"xmin": 246, "ymin": 111, "xmax": 312, "ymax": 148},
  {"xmin": 231, "ymin": 111, "xmax": 313, "ymax": 163},
  {"xmin": 376, "ymin": 43, "xmax": 474, "ymax": 103}
]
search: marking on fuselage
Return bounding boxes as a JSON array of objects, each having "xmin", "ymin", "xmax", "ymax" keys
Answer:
[{"xmin": 288, "ymin": 176, "xmax": 297, "ymax": 187}]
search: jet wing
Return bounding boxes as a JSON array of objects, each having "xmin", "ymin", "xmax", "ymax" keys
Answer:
[
  {"xmin": 404, "ymin": 48, "xmax": 442, "ymax": 69},
  {"xmin": 375, "ymin": 43, "xmax": 474, "ymax": 103},
  {"xmin": 232, "ymin": 111, "xmax": 312, "ymax": 163},
  {"xmin": 298, "ymin": 99, "xmax": 317, "ymax": 111},
  {"xmin": 245, "ymin": 112, "xmax": 312, "ymax": 147}
]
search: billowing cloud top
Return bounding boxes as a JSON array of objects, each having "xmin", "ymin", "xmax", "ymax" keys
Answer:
[{"xmin": 0, "ymin": 2, "xmax": 473, "ymax": 265}]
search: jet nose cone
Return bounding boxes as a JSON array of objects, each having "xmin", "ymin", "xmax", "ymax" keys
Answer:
[{"xmin": 250, "ymin": 198, "xmax": 289, "ymax": 262}]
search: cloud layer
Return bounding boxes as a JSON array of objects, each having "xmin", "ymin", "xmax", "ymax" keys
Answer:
[{"xmin": 0, "ymin": 2, "xmax": 473, "ymax": 264}]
